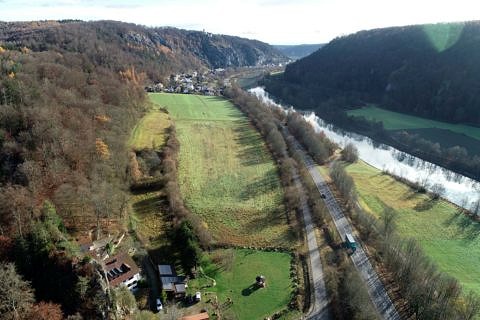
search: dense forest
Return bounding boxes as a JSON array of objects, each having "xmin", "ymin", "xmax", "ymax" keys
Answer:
[
  {"xmin": 265, "ymin": 21, "xmax": 480, "ymax": 180},
  {"xmin": 278, "ymin": 21, "xmax": 480, "ymax": 124},
  {"xmin": 0, "ymin": 20, "xmax": 287, "ymax": 318},
  {"xmin": 0, "ymin": 20, "xmax": 288, "ymax": 82},
  {"xmin": 273, "ymin": 44, "xmax": 323, "ymax": 60}
]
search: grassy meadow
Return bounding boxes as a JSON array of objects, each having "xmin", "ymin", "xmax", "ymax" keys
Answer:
[
  {"xmin": 347, "ymin": 105, "xmax": 480, "ymax": 140},
  {"xmin": 189, "ymin": 249, "xmax": 294, "ymax": 320},
  {"xmin": 341, "ymin": 160, "xmax": 480, "ymax": 294},
  {"xmin": 129, "ymin": 191, "xmax": 170, "ymax": 248},
  {"xmin": 128, "ymin": 109, "xmax": 171, "ymax": 149},
  {"xmin": 128, "ymin": 107, "xmax": 171, "ymax": 248},
  {"xmin": 149, "ymin": 93, "xmax": 291, "ymax": 247}
]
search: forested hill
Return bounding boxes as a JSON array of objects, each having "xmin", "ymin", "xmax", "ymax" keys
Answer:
[
  {"xmin": 274, "ymin": 44, "xmax": 323, "ymax": 59},
  {"xmin": 0, "ymin": 20, "xmax": 287, "ymax": 81},
  {"xmin": 278, "ymin": 21, "xmax": 480, "ymax": 125},
  {"xmin": 0, "ymin": 20, "xmax": 286, "ymax": 316}
]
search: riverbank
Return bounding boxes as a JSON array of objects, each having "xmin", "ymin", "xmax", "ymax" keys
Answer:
[
  {"xmin": 340, "ymin": 160, "xmax": 480, "ymax": 295},
  {"xmin": 250, "ymin": 87, "xmax": 480, "ymax": 212}
]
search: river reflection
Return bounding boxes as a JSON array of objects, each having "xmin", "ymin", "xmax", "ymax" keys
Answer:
[{"xmin": 249, "ymin": 87, "xmax": 480, "ymax": 210}]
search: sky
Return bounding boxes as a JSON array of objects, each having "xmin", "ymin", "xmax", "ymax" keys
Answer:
[{"xmin": 1, "ymin": 0, "xmax": 480, "ymax": 44}]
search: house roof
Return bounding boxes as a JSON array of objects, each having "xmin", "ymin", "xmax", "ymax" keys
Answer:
[
  {"xmin": 161, "ymin": 276, "xmax": 186, "ymax": 291},
  {"xmin": 180, "ymin": 312, "xmax": 209, "ymax": 320},
  {"xmin": 158, "ymin": 264, "xmax": 174, "ymax": 276},
  {"xmin": 174, "ymin": 283, "xmax": 186, "ymax": 293},
  {"xmin": 104, "ymin": 253, "xmax": 140, "ymax": 287}
]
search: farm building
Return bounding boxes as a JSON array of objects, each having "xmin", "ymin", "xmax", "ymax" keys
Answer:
[{"xmin": 158, "ymin": 264, "xmax": 187, "ymax": 297}]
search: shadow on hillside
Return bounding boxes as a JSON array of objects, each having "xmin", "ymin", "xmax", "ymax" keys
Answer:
[
  {"xmin": 443, "ymin": 211, "xmax": 480, "ymax": 242},
  {"xmin": 233, "ymin": 119, "xmax": 270, "ymax": 167},
  {"xmin": 239, "ymin": 168, "xmax": 279, "ymax": 200},
  {"xmin": 402, "ymin": 190, "xmax": 419, "ymax": 201},
  {"xmin": 243, "ymin": 206, "xmax": 286, "ymax": 236},
  {"xmin": 132, "ymin": 195, "xmax": 166, "ymax": 215},
  {"xmin": 413, "ymin": 198, "xmax": 437, "ymax": 211}
]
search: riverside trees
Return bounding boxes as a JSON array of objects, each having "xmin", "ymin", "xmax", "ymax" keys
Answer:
[{"xmin": 328, "ymin": 162, "xmax": 480, "ymax": 319}]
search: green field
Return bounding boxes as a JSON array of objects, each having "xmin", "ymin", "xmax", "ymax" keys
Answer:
[
  {"xmin": 128, "ymin": 106, "xmax": 171, "ymax": 248},
  {"xmin": 149, "ymin": 93, "xmax": 291, "ymax": 247},
  {"xmin": 343, "ymin": 161, "xmax": 480, "ymax": 294},
  {"xmin": 130, "ymin": 191, "xmax": 170, "ymax": 248},
  {"xmin": 128, "ymin": 109, "xmax": 171, "ymax": 149},
  {"xmin": 348, "ymin": 105, "xmax": 480, "ymax": 141},
  {"xmin": 190, "ymin": 249, "xmax": 293, "ymax": 320},
  {"xmin": 396, "ymin": 127, "xmax": 480, "ymax": 156}
]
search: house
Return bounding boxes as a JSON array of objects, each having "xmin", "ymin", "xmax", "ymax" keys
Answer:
[
  {"xmin": 105, "ymin": 253, "xmax": 141, "ymax": 291},
  {"xmin": 180, "ymin": 312, "xmax": 209, "ymax": 320},
  {"xmin": 158, "ymin": 264, "xmax": 187, "ymax": 297}
]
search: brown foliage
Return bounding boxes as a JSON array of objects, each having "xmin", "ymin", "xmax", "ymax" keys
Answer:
[
  {"xmin": 0, "ymin": 235, "xmax": 13, "ymax": 261},
  {"xmin": 30, "ymin": 302, "xmax": 64, "ymax": 320},
  {"xmin": 0, "ymin": 45, "xmax": 146, "ymax": 235},
  {"xmin": 128, "ymin": 152, "xmax": 142, "ymax": 182}
]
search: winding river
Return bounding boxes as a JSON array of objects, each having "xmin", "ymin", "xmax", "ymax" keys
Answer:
[{"xmin": 249, "ymin": 87, "xmax": 480, "ymax": 211}]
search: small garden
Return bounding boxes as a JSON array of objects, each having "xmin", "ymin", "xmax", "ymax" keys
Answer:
[{"xmin": 184, "ymin": 248, "xmax": 296, "ymax": 320}]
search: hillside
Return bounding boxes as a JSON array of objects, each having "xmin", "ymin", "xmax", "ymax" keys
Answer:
[
  {"xmin": 0, "ymin": 20, "xmax": 287, "ymax": 317},
  {"xmin": 275, "ymin": 21, "xmax": 480, "ymax": 125},
  {"xmin": 274, "ymin": 44, "xmax": 323, "ymax": 59},
  {"xmin": 0, "ymin": 20, "xmax": 288, "ymax": 82}
]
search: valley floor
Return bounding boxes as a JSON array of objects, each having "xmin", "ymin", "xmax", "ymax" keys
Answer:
[
  {"xmin": 149, "ymin": 93, "xmax": 292, "ymax": 247},
  {"xmin": 136, "ymin": 93, "xmax": 296, "ymax": 319},
  {"xmin": 342, "ymin": 160, "xmax": 480, "ymax": 295}
]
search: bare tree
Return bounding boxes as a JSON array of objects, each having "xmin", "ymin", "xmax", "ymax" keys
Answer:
[
  {"xmin": 0, "ymin": 262, "xmax": 35, "ymax": 319},
  {"xmin": 341, "ymin": 143, "xmax": 359, "ymax": 163},
  {"xmin": 381, "ymin": 206, "xmax": 397, "ymax": 238}
]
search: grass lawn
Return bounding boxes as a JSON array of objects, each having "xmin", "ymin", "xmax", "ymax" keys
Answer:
[
  {"xmin": 394, "ymin": 127, "xmax": 480, "ymax": 156},
  {"xmin": 130, "ymin": 191, "xmax": 170, "ymax": 248},
  {"xmin": 343, "ymin": 160, "xmax": 480, "ymax": 294},
  {"xmin": 149, "ymin": 93, "xmax": 291, "ymax": 247},
  {"xmin": 128, "ymin": 105, "xmax": 172, "ymax": 248},
  {"xmin": 128, "ymin": 109, "xmax": 171, "ymax": 149},
  {"xmin": 347, "ymin": 105, "xmax": 480, "ymax": 141},
  {"xmin": 189, "ymin": 249, "xmax": 293, "ymax": 320}
]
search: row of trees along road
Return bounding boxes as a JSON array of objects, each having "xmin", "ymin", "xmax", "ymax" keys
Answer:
[
  {"xmin": 288, "ymin": 140, "xmax": 378, "ymax": 319},
  {"xmin": 329, "ymin": 159, "xmax": 480, "ymax": 319},
  {"xmin": 225, "ymin": 85, "xmax": 311, "ymax": 311}
]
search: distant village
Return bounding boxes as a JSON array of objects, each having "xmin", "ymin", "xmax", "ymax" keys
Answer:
[{"xmin": 146, "ymin": 69, "xmax": 227, "ymax": 96}]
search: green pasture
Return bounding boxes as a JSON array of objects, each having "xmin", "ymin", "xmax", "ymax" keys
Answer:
[
  {"xmin": 348, "ymin": 105, "xmax": 480, "ymax": 141},
  {"xmin": 149, "ymin": 93, "xmax": 291, "ymax": 247},
  {"xmin": 344, "ymin": 160, "xmax": 480, "ymax": 294}
]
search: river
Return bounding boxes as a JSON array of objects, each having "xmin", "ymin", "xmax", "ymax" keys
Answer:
[{"xmin": 249, "ymin": 87, "xmax": 480, "ymax": 211}]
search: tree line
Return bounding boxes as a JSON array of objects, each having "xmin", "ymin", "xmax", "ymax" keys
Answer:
[
  {"xmin": 224, "ymin": 85, "xmax": 310, "ymax": 311},
  {"xmin": 0, "ymin": 20, "xmax": 286, "ymax": 83},
  {"xmin": 281, "ymin": 22, "xmax": 480, "ymax": 126},
  {"xmin": 286, "ymin": 113, "xmax": 336, "ymax": 164},
  {"xmin": 159, "ymin": 124, "xmax": 212, "ymax": 270},
  {"xmin": 328, "ymin": 160, "xmax": 480, "ymax": 319},
  {"xmin": 264, "ymin": 21, "xmax": 480, "ymax": 181},
  {"xmin": 0, "ymin": 40, "xmax": 149, "ymax": 317}
]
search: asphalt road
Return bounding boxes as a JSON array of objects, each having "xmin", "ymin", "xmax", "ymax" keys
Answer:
[
  {"xmin": 292, "ymin": 169, "xmax": 332, "ymax": 320},
  {"xmin": 292, "ymin": 139, "xmax": 401, "ymax": 320}
]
